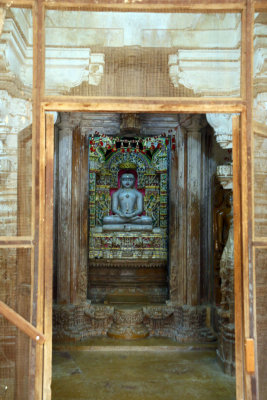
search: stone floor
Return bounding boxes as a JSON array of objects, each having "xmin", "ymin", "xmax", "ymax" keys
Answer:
[{"xmin": 52, "ymin": 338, "xmax": 236, "ymax": 400}]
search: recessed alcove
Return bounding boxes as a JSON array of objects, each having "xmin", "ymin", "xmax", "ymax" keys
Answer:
[{"xmin": 52, "ymin": 111, "xmax": 235, "ymax": 376}]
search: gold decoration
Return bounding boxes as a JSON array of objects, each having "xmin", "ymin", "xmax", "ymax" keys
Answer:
[{"xmin": 119, "ymin": 162, "xmax": 137, "ymax": 170}]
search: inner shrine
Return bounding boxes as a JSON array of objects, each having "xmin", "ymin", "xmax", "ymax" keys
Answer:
[{"xmin": 52, "ymin": 111, "xmax": 235, "ymax": 367}]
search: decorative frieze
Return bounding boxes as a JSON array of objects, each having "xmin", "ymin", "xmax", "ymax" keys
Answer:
[{"xmin": 53, "ymin": 302, "xmax": 214, "ymax": 342}]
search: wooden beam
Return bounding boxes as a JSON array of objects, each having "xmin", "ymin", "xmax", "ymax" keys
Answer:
[
  {"xmin": 42, "ymin": 100, "xmax": 245, "ymax": 114},
  {"xmin": 0, "ymin": 301, "xmax": 45, "ymax": 344},
  {"xmin": 33, "ymin": 1, "xmax": 46, "ymax": 399},
  {"xmin": 233, "ymin": 114, "xmax": 245, "ymax": 400},
  {"xmin": 0, "ymin": 237, "xmax": 33, "ymax": 245},
  {"xmin": 243, "ymin": 0, "xmax": 255, "ymax": 398},
  {"xmin": 43, "ymin": 0, "xmax": 245, "ymax": 12},
  {"xmin": 43, "ymin": 113, "xmax": 54, "ymax": 400},
  {"xmin": 0, "ymin": 0, "xmax": 34, "ymax": 6},
  {"xmin": 252, "ymin": 241, "xmax": 267, "ymax": 247},
  {"xmin": 0, "ymin": 243, "xmax": 33, "ymax": 248},
  {"xmin": 255, "ymin": 1, "xmax": 267, "ymax": 12}
]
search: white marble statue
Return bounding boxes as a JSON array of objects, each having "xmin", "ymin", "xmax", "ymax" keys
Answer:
[{"xmin": 103, "ymin": 172, "xmax": 152, "ymax": 232}]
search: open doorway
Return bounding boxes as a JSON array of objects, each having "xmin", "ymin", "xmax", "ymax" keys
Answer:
[{"xmin": 50, "ymin": 111, "xmax": 236, "ymax": 399}]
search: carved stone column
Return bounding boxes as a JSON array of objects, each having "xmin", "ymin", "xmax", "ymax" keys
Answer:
[
  {"xmin": 57, "ymin": 113, "xmax": 74, "ymax": 304},
  {"xmin": 216, "ymin": 165, "xmax": 235, "ymax": 375},
  {"xmin": 170, "ymin": 115, "xmax": 206, "ymax": 306},
  {"xmin": 186, "ymin": 115, "xmax": 207, "ymax": 306},
  {"xmin": 56, "ymin": 113, "xmax": 88, "ymax": 305}
]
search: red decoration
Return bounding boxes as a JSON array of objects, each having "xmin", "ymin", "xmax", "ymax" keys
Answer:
[
  {"xmin": 165, "ymin": 139, "xmax": 169, "ymax": 145},
  {"xmin": 172, "ymin": 144, "xmax": 176, "ymax": 151},
  {"xmin": 99, "ymin": 140, "xmax": 104, "ymax": 146}
]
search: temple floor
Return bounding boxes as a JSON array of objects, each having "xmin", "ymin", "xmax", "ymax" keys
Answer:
[{"xmin": 52, "ymin": 338, "xmax": 236, "ymax": 400}]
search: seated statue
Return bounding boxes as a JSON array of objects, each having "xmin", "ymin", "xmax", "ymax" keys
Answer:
[{"xmin": 103, "ymin": 172, "xmax": 153, "ymax": 232}]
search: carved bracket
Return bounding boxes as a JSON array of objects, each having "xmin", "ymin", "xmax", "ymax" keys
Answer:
[{"xmin": 206, "ymin": 113, "xmax": 237, "ymax": 150}]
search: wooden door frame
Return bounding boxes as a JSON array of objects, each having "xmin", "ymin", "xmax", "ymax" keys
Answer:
[
  {"xmin": 0, "ymin": 0, "xmax": 259, "ymax": 398},
  {"xmin": 41, "ymin": 103, "xmax": 247, "ymax": 400}
]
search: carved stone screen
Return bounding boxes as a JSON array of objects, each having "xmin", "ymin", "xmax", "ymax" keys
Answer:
[
  {"xmin": 0, "ymin": 8, "xmax": 33, "ymax": 236},
  {"xmin": 0, "ymin": 248, "xmax": 34, "ymax": 400},
  {"xmin": 44, "ymin": 11, "xmax": 241, "ymax": 98},
  {"xmin": 253, "ymin": 12, "xmax": 267, "ymax": 400}
]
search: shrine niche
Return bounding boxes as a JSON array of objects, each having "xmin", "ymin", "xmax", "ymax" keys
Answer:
[
  {"xmin": 52, "ymin": 112, "xmax": 235, "ymax": 354},
  {"xmin": 87, "ymin": 126, "xmax": 171, "ymax": 303}
]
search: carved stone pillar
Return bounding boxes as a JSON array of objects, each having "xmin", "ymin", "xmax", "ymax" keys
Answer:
[
  {"xmin": 170, "ymin": 115, "xmax": 206, "ymax": 306},
  {"xmin": 57, "ymin": 113, "xmax": 74, "ymax": 304},
  {"xmin": 185, "ymin": 115, "xmax": 207, "ymax": 306},
  {"xmin": 169, "ymin": 121, "xmax": 184, "ymax": 303},
  {"xmin": 216, "ymin": 165, "xmax": 235, "ymax": 375},
  {"xmin": 56, "ymin": 113, "xmax": 89, "ymax": 305}
]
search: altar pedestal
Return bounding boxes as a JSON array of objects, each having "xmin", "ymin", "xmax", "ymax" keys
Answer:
[{"xmin": 107, "ymin": 306, "xmax": 149, "ymax": 340}]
